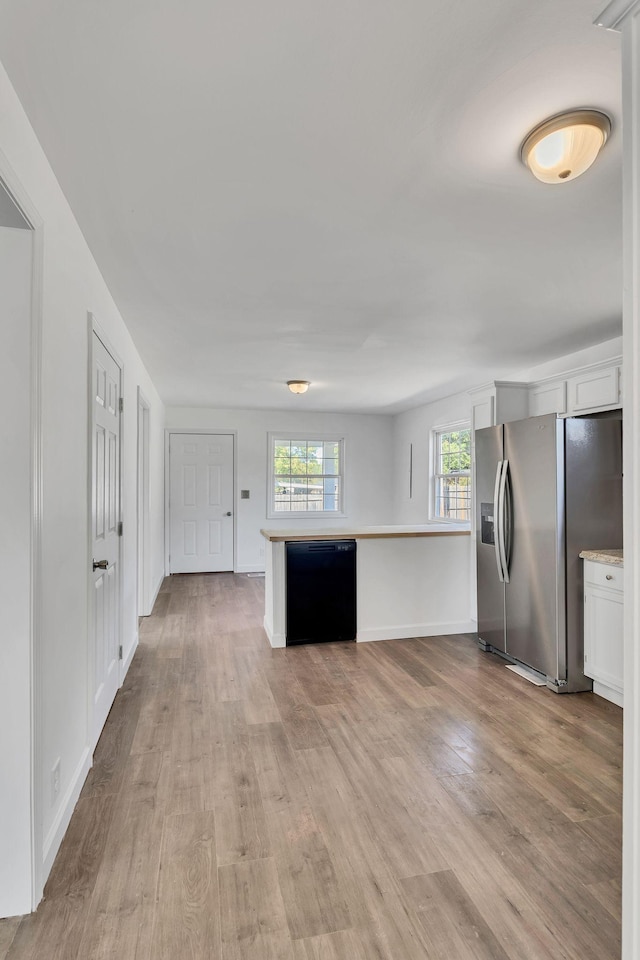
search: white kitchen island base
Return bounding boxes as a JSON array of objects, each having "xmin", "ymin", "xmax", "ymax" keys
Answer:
[{"xmin": 262, "ymin": 525, "xmax": 473, "ymax": 648}]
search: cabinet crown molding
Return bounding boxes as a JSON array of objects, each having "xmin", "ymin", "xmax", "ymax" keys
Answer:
[
  {"xmin": 527, "ymin": 355, "xmax": 622, "ymax": 389},
  {"xmin": 467, "ymin": 380, "xmax": 526, "ymax": 398},
  {"xmin": 467, "ymin": 360, "xmax": 621, "ymax": 399}
]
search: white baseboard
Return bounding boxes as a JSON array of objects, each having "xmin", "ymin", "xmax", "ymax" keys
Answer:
[
  {"xmin": 236, "ymin": 564, "xmax": 266, "ymax": 574},
  {"xmin": 42, "ymin": 745, "xmax": 92, "ymax": 880},
  {"xmin": 357, "ymin": 620, "xmax": 476, "ymax": 643},
  {"xmin": 149, "ymin": 572, "xmax": 164, "ymax": 613},
  {"xmin": 263, "ymin": 618, "xmax": 475, "ymax": 647},
  {"xmin": 593, "ymin": 680, "xmax": 624, "ymax": 708},
  {"xmin": 120, "ymin": 630, "xmax": 138, "ymax": 683},
  {"xmin": 263, "ymin": 617, "xmax": 285, "ymax": 648}
]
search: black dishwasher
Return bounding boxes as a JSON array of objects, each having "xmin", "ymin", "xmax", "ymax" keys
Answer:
[{"xmin": 286, "ymin": 540, "xmax": 357, "ymax": 644}]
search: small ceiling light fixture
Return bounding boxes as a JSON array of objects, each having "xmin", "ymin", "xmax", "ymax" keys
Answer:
[
  {"xmin": 287, "ymin": 380, "xmax": 310, "ymax": 395},
  {"xmin": 521, "ymin": 109, "xmax": 611, "ymax": 184}
]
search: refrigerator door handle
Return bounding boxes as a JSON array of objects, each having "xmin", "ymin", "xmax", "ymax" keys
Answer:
[
  {"xmin": 503, "ymin": 460, "xmax": 513, "ymax": 578},
  {"xmin": 493, "ymin": 460, "xmax": 505, "ymax": 582},
  {"xmin": 497, "ymin": 458, "xmax": 510, "ymax": 584}
]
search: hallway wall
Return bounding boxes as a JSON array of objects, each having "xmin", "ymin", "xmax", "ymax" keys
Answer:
[
  {"xmin": 0, "ymin": 225, "xmax": 34, "ymax": 916},
  {"xmin": 0, "ymin": 59, "xmax": 165, "ymax": 914}
]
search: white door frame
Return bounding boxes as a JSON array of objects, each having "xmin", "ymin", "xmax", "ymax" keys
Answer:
[
  {"xmin": 137, "ymin": 388, "xmax": 151, "ymax": 616},
  {"xmin": 596, "ymin": 5, "xmax": 640, "ymax": 957},
  {"xmin": 87, "ymin": 314, "xmax": 124, "ymax": 745},
  {"xmin": 164, "ymin": 428, "xmax": 237, "ymax": 575},
  {"xmin": 0, "ymin": 152, "xmax": 44, "ymax": 911}
]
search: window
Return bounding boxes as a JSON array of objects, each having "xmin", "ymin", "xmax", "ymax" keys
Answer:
[
  {"xmin": 432, "ymin": 424, "xmax": 471, "ymax": 522},
  {"xmin": 269, "ymin": 435, "xmax": 344, "ymax": 517}
]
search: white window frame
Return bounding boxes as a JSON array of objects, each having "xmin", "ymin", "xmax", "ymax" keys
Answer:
[
  {"xmin": 430, "ymin": 420, "xmax": 471, "ymax": 525},
  {"xmin": 267, "ymin": 433, "xmax": 346, "ymax": 519}
]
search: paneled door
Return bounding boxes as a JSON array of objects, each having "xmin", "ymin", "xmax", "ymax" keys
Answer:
[
  {"xmin": 169, "ymin": 433, "xmax": 234, "ymax": 573},
  {"xmin": 91, "ymin": 332, "xmax": 121, "ymax": 749}
]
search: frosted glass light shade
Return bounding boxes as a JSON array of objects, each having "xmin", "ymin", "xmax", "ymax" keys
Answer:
[
  {"xmin": 521, "ymin": 110, "xmax": 611, "ymax": 184},
  {"xmin": 287, "ymin": 380, "xmax": 310, "ymax": 394}
]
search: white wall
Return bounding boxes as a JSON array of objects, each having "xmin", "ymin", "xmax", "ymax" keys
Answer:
[
  {"xmin": 0, "ymin": 59, "xmax": 165, "ymax": 914},
  {"xmin": 0, "ymin": 225, "xmax": 34, "ymax": 916},
  {"xmin": 391, "ymin": 391, "xmax": 475, "ymax": 623},
  {"xmin": 392, "ymin": 392, "xmax": 471, "ymax": 526},
  {"xmin": 165, "ymin": 407, "xmax": 394, "ymax": 572}
]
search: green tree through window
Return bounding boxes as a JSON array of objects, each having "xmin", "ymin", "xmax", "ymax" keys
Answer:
[
  {"xmin": 433, "ymin": 426, "xmax": 471, "ymax": 522},
  {"xmin": 271, "ymin": 438, "xmax": 343, "ymax": 514}
]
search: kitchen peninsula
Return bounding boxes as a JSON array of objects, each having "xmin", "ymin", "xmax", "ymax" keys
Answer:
[{"xmin": 261, "ymin": 525, "xmax": 472, "ymax": 648}]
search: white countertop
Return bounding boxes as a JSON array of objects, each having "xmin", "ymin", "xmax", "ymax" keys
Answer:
[
  {"xmin": 260, "ymin": 523, "xmax": 471, "ymax": 542},
  {"xmin": 579, "ymin": 548, "xmax": 623, "ymax": 566}
]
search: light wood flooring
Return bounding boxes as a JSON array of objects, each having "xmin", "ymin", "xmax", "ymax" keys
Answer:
[{"xmin": 1, "ymin": 572, "xmax": 623, "ymax": 960}]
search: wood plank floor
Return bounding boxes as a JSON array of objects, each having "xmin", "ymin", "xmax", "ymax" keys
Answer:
[{"xmin": 1, "ymin": 573, "xmax": 623, "ymax": 960}]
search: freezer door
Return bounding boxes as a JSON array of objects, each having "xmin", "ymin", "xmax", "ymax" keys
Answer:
[
  {"xmin": 475, "ymin": 425, "xmax": 505, "ymax": 652},
  {"xmin": 503, "ymin": 414, "xmax": 564, "ymax": 681}
]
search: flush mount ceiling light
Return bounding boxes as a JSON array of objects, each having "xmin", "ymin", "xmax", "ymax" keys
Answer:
[
  {"xmin": 520, "ymin": 109, "xmax": 611, "ymax": 184},
  {"xmin": 287, "ymin": 380, "xmax": 310, "ymax": 394}
]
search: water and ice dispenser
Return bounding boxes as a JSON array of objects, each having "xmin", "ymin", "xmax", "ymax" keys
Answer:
[{"xmin": 481, "ymin": 502, "xmax": 495, "ymax": 545}]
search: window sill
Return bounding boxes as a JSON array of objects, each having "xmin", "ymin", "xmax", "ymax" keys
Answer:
[{"xmin": 429, "ymin": 517, "xmax": 471, "ymax": 528}]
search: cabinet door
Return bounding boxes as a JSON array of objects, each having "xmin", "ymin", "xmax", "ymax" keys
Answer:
[
  {"xmin": 584, "ymin": 584, "xmax": 624, "ymax": 693},
  {"xmin": 472, "ymin": 394, "xmax": 495, "ymax": 432},
  {"xmin": 528, "ymin": 380, "xmax": 567, "ymax": 417},
  {"xmin": 568, "ymin": 365, "xmax": 620, "ymax": 413}
]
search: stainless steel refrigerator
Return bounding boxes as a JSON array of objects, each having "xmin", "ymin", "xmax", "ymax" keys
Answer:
[{"xmin": 475, "ymin": 413, "xmax": 622, "ymax": 692}]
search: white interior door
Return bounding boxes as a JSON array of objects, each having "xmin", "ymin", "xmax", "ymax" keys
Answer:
[
  {"xmin": 91, "ymin": 333, "xmax": 121, "ymax": 748},
  {"xmin": 169, "ymin": 433, "xmax": 234, "ymax": 573}
]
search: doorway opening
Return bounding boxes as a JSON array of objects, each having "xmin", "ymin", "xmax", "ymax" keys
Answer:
[{"xmin": 137, "ymin": 388, "xmax": 151, "ymax": 617}]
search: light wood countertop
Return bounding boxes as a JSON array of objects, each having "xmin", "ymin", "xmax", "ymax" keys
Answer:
[{"xmin": 260, "ymin": 525, "xmax": 471, "ymax": 542}]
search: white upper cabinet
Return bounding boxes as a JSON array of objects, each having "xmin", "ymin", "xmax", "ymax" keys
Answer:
[
  {"xmin": 469, "ymin": 382, "xmax": 529, "ymax": 431},
  {"xmin": 529, "ymin": 381, "xmax": 568, "ymax": 418},
  {"xmin": 526, "ymin": 360, "xmax": 622, "ymax": 419},
  {"xmin": 471, "ymin": 393, "xmax": 495, "ymax": 432},
  {"xmin": 567, "ymin": 364, "xmax": 621, "ymax": 413},
  {"xmin": 470, "ymin": 362, "xmax": 622, "ymax": 432}
]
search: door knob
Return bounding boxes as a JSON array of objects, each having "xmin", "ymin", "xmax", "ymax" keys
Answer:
[
  {"xmin": 225, "ymin": 511, "xmax": 232, "ymax": 516},
  {"xmin": 93, "ymin": 559, "xmax": 108, "ymax": 570}
]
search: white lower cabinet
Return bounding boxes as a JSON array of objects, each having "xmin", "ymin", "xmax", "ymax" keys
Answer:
[{"xmin": 583, "ymin": 559, "xmax": 624, "ymax": 707}]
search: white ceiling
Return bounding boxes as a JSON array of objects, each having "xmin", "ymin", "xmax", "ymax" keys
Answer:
[{"xmin": 0, "ymin": 0, "xmax": 622, "ymax": 413}]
